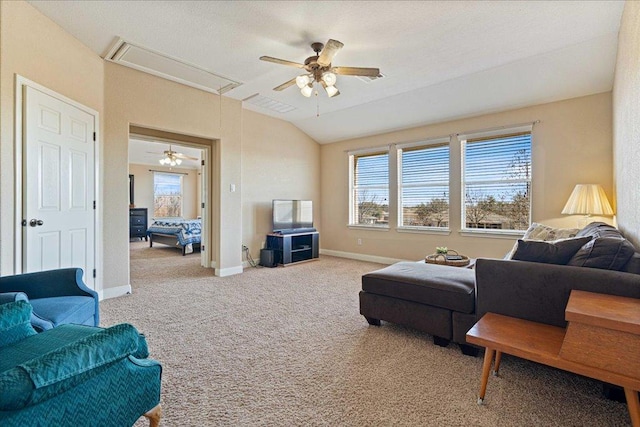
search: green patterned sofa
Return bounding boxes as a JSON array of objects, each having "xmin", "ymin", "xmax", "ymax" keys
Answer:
[{"xmin": 0, "ymin": 301, "xmax": 162, "ymax": 426}]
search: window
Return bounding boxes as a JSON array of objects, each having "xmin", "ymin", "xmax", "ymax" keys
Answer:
[
  {"xmin": 349, "ymin": 151, "xmax": 389, "ymax": 227},
  {"xmin": 153, "ymin": 172, "xmax": 183, "ymax": 217},
  {"xmin": 398, "ymin": 139, "xmax": 450, "ymax": 229},
  {"xmin": 461, "ymin": 129, "xmax": 532, "ymax": 232}
]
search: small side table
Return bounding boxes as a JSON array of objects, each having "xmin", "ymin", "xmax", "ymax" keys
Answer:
[{"xmin": 466, "ymin": 290, "xmax": 640, "ymax": 426}]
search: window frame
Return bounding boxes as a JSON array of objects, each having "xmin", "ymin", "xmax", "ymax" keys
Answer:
[
  {"xmin": 459, "ymin": 125, "xmax": 533, "ymax": 235},
  {"xmin": 396, "ymin": 137, "xmax": 451, "ymax": 232},
  {"xmin": 348, "ymin": 147, "xmax": 390, "ymax": 229},
  {"xmin": 153, "ymin": 171, "xmax": 184, "ymax": 218}
]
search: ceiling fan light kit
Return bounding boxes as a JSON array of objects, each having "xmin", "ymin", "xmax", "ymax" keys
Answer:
[
  {"xmin": 301, "ymin": 84, "xmax": 313, "ymax": 98},
  {"xmin": 159, "ymin": 155, "xmax": 182, "ymax": 166},
  {"xmin": 296, "ymin": 75, "xmax": 310, "ymax": 88},
  {"xmin": 156, "ymin": 144, "xmax": 198, "ymax": 166},
  {"xmin": 260, "ymin": 39, "xmax": 380, "ymax": 99},
  {"xmin": 322, "ymin": 72, "xmax": 337, "ymax": 87},
  {"xmin": 325, "ymin": 85, "xmax": 339, "ymax": 98}
]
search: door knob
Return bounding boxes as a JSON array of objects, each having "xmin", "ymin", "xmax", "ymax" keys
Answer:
[{"xmin": 29, "ymin": 219, "xmax": 44, "ymax": 227}]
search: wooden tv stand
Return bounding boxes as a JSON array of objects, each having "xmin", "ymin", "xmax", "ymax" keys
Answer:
[
  {"xmin": 467, "ymin": 290, "xmax": 640, "ymax": 426},
  {"xmin": 265, "ymin": 231, "xmax": 319, "ymax": 266}
]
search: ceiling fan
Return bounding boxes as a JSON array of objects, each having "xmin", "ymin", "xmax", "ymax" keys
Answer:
[
  {"xmin": 147, "ymin": 145, "xmax": 198, "ymax": 166},
  {"xmin": 260, "ymin": 39, "xmax": 381, "ymax": 98}
]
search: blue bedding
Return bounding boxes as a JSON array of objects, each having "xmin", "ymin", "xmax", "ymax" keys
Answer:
[{"xmin": 146, "ymin": 218, "xmax": 202, "ymax": 248}]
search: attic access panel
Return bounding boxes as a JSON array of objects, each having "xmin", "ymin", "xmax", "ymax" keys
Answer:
[{"xmin": 105, "ymin": 38, "xmax": 242, "ymax": 95}]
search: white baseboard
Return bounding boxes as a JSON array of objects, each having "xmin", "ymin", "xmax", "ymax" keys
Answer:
[
  {"xmin": 319, "ymin": 249, "xmax": 405, "ymax": 265},
  {"xmin": 216, "ymin": 265, "xmax": 243, "ymax": 277},
  {"xmin": 99, "ymin": 284, "xmax": 132, "ymax": 301},
  {"xmin": 240, "ymin": 250, "xmax": 402, "ymax": 270}
]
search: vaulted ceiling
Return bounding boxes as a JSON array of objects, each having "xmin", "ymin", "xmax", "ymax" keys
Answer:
[{"xmin": 28, "ymin": 1, "xmax": 624, "ymax": 144}]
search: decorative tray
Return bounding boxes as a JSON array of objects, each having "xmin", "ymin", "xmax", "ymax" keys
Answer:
[{"xmin": 425, "ymin": 249, "xmax": 470, "ymax": 267}]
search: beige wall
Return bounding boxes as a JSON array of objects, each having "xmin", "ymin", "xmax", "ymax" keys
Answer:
[
  {"xmin": 241, "ymin": 110, "xmax": 320, "ymax": 258},
  {"xmin": 613, "ymin": 1, "xmax": 640, "ymax": 249},
  {"xmin": 105, "ymin": 62, "xmax": 243, "ymax": 290},
  {"xmin": 0, "ymin": 1, "xmax": 104, "ymax": 275},
  {"xmin": 320, "ymin": 93, "xmax": 613, "ymax": 261},
  {"xmin": 128, "ymin": 163, "xmax": 200, "ymax": 223}
]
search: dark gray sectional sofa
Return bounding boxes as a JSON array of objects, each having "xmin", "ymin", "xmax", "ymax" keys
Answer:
[{"xmin": 360, "ymin": 222, "xmax": 640, "ymax": 355}]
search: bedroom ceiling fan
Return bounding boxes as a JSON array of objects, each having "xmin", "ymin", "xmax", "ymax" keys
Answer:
[
  {"xmin": 147, "ymin": 145, "xmax": 198, "ymax": 166},
  {"xmin": 260, "ymin": 39, "xmax": 381, "ymax": 98}
]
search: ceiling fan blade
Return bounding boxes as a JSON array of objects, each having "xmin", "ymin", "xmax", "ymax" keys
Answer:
[
  {"xmin": 332, "ymin": 66, "xmax": 381, "ymax": 77},
  {"xmin": 174, "ymin": 153, "xmax": 199, "ymax": 161},
  {"xmin": 273, "ymin": 77, "xmax": 298, "ymax": 91},
  {"xmin": 317, "ymin": 39, "xmax": 344, "ymax": 67},
  {"xmin": 259, "ymin": 56, "xmax": 305, "ymax": 68}
]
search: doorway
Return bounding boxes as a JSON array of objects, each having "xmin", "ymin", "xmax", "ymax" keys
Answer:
[{"xmin": 127, "ymin": 126, "xmax": 214, "ymax": 275}]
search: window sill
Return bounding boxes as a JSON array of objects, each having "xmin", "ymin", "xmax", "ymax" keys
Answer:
[
  {"xmin": 347, "ymin": 224, "xmax": 390, "ymax": 231},
  {"xmin": 459, "ymin": 229, "xmax": 524, "ymax": 239},
  {"xmin": 397, "ymin": 227, "xmax": 451, "ymax": 235}
]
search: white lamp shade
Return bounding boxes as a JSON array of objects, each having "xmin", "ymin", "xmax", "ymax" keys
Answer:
[
  {"xmin": 296, "ymin": 75, "xmax": 310, "ymax": 89},
  {"xmin": 561, "ymin": 184, "xmax": 614, "ymax": 215},
  {"xmin": 325, "ymin": 85, "xmax": 339, "ymax": 98},
  {"xmin": 300, "ymin": 84, "xmax": 313, "ymax": 97},
  {"xmin": 322, "ymin": 72, "xmax": 337, "ymax": 86}
]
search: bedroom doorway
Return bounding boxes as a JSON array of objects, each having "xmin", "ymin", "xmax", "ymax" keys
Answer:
[{"xmin": 127, "ymin": 126, "xmax": 215, "ymax": 271}]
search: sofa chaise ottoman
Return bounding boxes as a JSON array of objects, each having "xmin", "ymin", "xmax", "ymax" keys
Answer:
[
  {"xmin": 360, "ymin": 261, "xmax": 478, "ymax": 355},
  {"xmin": 360, "ymin": 222, "xmax": 640, "ymax": 357}
]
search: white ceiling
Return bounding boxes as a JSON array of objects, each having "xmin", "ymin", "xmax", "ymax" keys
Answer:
[{"xmin": 28, "ymin": 1, "xmax": 624, "ymax": 144}]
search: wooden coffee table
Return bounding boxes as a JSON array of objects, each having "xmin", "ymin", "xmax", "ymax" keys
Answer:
[{"xmin": 466, "ymin": 290, "xmax": 640, "ymax": 426}]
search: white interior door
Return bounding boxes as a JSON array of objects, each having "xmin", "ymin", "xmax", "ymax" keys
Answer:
[
  {"xmin": 23, "ymin": 86, "xmax": 96, "ymax": 288},
  {"xmin": 200, "ymin": 150, "xmax": 207, "ymax": 268}
]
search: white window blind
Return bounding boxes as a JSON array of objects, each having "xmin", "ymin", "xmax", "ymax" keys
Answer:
[
  {"xmin": 398, "ymin": 141, "xmax": 450, "ymax": 228},
  {"xmin": 153, "ymin": 172, "xmax": 183, "ymax": 217},
  {"xmin": 461, "ymin": 131, "xmax": 532, "ymax": 231},
  {"xmin": 350, "ymin": 151, "xmax": 389, "ymax": 227}
]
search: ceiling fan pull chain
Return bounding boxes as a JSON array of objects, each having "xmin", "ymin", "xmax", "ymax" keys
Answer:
[{"xmin": 316, "ymin": 90, "xmax": 320, "ymax": 117}]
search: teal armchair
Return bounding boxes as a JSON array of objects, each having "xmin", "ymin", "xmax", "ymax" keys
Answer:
[
  {"xmin": 0, "ymin": 268, "xmax": 98, "ymax": 331},
  {"xmin": 0, "ymin": 301, "xmax": 162, "ymax": 426}
]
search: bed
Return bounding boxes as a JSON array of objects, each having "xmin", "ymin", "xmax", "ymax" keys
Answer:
[{"xmin": 146, "ymin": 218, "xmax": 202, "ymax": 255}]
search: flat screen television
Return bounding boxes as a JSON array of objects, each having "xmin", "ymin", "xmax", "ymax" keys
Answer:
[{"xmin": 272, "ymin": 200, "xmax": 313, "ymax": 233}]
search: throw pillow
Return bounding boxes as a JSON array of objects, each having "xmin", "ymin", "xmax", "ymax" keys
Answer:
[
  {"xmin": 576, "ymin": 221, "xmax": 625, "ymax": 239},
  {"xmin": 567, "ymin": 237, "xmax": 636, "ymax": 270},
  {"xmin": 523, "ymin": 223, "xmax": 581, "ymax": 241},
  {"xmin": 0, "ymin": 301, "xmax": 37, "ymax": 347},
  {"xmin": 19, "ymin": 323, "xmax": 140, "ymax": 389},
  {"xmin": 512, "ymin": 236, "xmax": 593, "ymax": 265},
  {"xmin": 504, "ymin": 223, "xmax": 581, "ymax": 259}
]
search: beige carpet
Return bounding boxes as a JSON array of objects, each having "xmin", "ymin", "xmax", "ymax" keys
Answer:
[{"xmin": 104, "ymin": 241, "xmax": 630, "ymax": 426}]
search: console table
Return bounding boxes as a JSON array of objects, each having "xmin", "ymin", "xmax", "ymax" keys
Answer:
[
  {"xmin": 466, "ymin": 290, "xmax": 640, "ymax": 426},
  {"xmin": 265, "ymin": 231, "xmax": 319, "ymax": 266}
]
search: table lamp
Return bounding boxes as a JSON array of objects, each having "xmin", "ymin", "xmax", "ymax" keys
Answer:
[{"xmin": 561, "ymin": 184, "xmax": 614, "ymax": 228}]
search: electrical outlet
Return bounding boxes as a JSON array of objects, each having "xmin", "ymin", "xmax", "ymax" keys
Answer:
[{"xmin": 357, "ymin": 238, "xmax": 362, "ymax": 246}]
